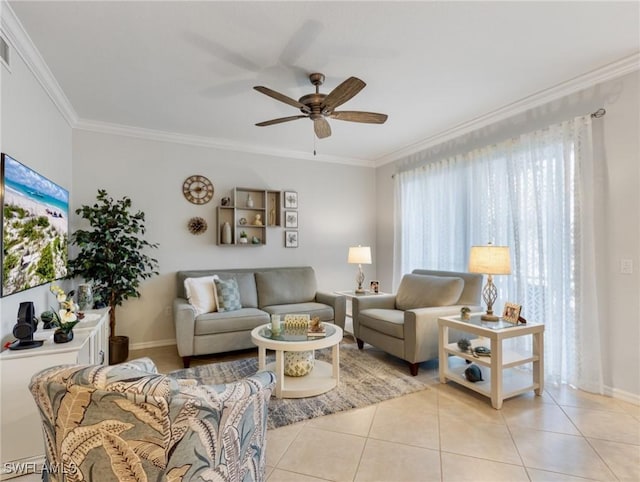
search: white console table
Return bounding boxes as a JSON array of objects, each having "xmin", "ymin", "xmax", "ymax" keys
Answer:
[{"xmin": 0, "ymin": 308, "xmax": 109, "ymax": 478}]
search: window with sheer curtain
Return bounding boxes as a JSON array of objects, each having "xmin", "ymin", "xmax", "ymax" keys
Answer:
[{"xmin": 394, "ymin": 115, "xmax": 603, "ymax": 392}]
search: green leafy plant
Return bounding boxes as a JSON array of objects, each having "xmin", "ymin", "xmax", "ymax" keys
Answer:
[{"xmin": 67, "ymin": 190, "xmax": 159, "ymax": 338}]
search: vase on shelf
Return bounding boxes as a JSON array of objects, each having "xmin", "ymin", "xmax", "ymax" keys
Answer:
[
  {"xmin": 53, "ymin": 329, "xmax": 74, "ymax": 344},
  {"xmin": 246, "ymin": 194, "xmax": 254, "ymax": 208},
  {"xmin": 77, "ymin": 283, "xmax": 94, "ymax": 311},
  {"xmin": 222, "ymin": 222, "xmax": 232, "ymax": 244}
]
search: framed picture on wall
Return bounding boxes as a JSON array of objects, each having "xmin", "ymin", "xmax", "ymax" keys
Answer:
[
  {"xmin": 285, "ymin": 211, "xmax": 298, "ymax": 228},
  {"xmin": 285, "ymin": 230, "xmax": 298, "ymax": 248},
  {"xmin": 284, "ymin": 191, "xmax": 298, "ymax": 209}
]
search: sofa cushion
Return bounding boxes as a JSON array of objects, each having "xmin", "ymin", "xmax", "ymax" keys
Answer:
[
  {"xmin": 255, "ymin": 267, "xmax": 317, "ymax": 307},
  {"xmin": 195, "ymin": 308, "xmax": 268, "ymax": 335},
  {"xmin": 217, "ymin": 272, "xmax": 258, "ymax": 308},
  {"xmin": 395, "ymin": 274, "xmax": 464, "ymax": 311},
  {"xmin": 184, "ymin": 275, "xmax": 219, "ymax": 315},
  {"xmin": 215, "ymin": 278, "xmax": 242, "ymax": 312}
]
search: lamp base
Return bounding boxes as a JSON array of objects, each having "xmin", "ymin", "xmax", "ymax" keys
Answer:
[
  {"xmin": 481, "ymin": 314, "xmax": 500, "ymax": 321},
  {"xmin": 355, "ymin": 287, "xmax": 365, "ymax": 294}
]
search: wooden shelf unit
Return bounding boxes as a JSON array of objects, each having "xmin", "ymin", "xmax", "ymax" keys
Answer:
[{"xmin": 217, "ymin": 187, "xmax": 281, "ymax": 246}]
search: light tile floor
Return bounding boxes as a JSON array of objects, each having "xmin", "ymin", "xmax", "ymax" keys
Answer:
[{"xmin": 14, "ymin": 338, "xmax": 640, "ymax": 482}]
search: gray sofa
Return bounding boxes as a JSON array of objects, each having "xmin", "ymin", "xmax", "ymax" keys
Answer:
[
  {"xmin": 173, "ymin": 266, "xmax": 346, "ymax": 367},
  {"xmin": 352, "ymin": 269, "xmax": 482, "ymax": 375}
]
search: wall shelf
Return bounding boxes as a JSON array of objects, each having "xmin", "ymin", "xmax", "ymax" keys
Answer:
[{"xmin": 217, "ymin": 187, "xmax": 281, "ymax": 246}]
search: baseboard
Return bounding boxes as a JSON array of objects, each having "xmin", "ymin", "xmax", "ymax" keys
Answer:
[
  {"xmin": 603, "ymin": 385, "xmax": 640, "ymax": 406},
  {"xmin": 129, "ymin": 338, "xmax": 176, "ymax": 351}
]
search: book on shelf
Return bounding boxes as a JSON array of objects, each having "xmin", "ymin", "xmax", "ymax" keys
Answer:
[{"xmin": 307, "ymin": 328, "xmax": 326, "ymax": 337}]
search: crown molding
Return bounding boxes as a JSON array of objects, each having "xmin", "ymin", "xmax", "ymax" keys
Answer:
[
  {"xmin": 74, "ymin": 118, "xmax": 373, "ymax": 167},
  {"xmin": 374, "ymin": 53, "xmax": 640, "ymax": 167},
  {"xmin": 0, "ymin": 1, "xmax": 78, "ymax": 126}
]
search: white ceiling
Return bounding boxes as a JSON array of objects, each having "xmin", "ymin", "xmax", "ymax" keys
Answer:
[{"xmin": 7, "ymin": 1, "xmax": 640, "ymax": 165}]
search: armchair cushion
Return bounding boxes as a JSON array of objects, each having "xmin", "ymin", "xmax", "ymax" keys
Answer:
[{"xmin": 396, "ymin": 274, "xmax": 464, "ymax": 310}]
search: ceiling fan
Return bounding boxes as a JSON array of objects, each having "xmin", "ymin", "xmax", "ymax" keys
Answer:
[{"xmin": 254, "ymin": 73, "xmax": 388, "ymax": 139}]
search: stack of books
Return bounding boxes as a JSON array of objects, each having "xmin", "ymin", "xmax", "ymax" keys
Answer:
[{"xmin": 307, "ymin": 322, "xmax": 326, "ymax": 337}]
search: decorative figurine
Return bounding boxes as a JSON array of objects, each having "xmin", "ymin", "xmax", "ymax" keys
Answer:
[
  {"xmin": 253, "ymin": 214, "xmax": 263, "ymax": 226},
  {"xmin": 457, "ymin": 338, "xmax": 472, "ymax": 353},
  {"xmin": 460, "ymin": 306, "xmax": 471, "ymax": 320}
]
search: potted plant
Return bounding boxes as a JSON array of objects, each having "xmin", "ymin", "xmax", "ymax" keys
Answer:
[
  {"xmin": 239, "ymin": 231, "xmax": 248, "ymax": 244},
  {"xmin": 49, "ymin": 284, "xmax": 81, "ymax": 343},
  {"xmin": 67, "ymin": 189, "xmax": 158, "ymax": 364}
]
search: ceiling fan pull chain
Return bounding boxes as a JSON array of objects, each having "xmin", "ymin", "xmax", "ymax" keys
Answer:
[{"xmin": 313, "ymin": 130, "xmax": 317, "ymax": 156}]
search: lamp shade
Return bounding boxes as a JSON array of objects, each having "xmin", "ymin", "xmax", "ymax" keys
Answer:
[
  {"xmin": 468, "ymin": 245, "xmax": 511, "ymax": 275},
  {"xmin": 348, "ymin": 246, "xmax": 372, "ymax": 264}
]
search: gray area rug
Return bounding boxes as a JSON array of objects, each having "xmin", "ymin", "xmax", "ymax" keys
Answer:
[{"xmin": 170, "ymin": 343, "xmax": 429, "ymax": 429}]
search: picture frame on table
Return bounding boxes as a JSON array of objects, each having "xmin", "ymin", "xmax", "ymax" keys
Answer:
[
  {"xmin": 285, "ymin": 210, "xmax": 298, "ymax": 228},
  {"xmin": 285, "ymin": 230, "xmax": 298, "ymax": 248},
  {"xmin": 502, "ymin": 302, "xmax": 522, "ymax": 323},
  {"xmin": 370, "ymin": 280, "xmax": 379, "ymax": 293},
  {"xmin": 284, "ymin": 191, "xmax": 298, "ymax": 209}
]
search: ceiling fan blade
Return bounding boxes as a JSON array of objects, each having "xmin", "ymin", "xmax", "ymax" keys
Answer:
[
  {"xmin": 330, "ymin": 111, "xmax": 388, "ymax": 124},
  {"xmin": 256, "ymin": 115, "xmax": 307, "ymax": 127},
  {"xmin": 314, "ymin": 117, "xmax": 331, "ymax": 139},
  {"xmin": 254, "ymin": 86, "xmax": 310, "ymax": 113},
  {"xmin": 321, "ymin": 77, "xmax": 366, "ymax": 112}
]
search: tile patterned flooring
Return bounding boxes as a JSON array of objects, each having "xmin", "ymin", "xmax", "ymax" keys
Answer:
[{"xmin": 15, "ymin": 336, "xmax": 640, "ymax": 482}]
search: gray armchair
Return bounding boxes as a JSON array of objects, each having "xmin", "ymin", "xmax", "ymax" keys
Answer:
[{"xmin": 352, "ymin": 269, "xmax": 482, "ymax": 375}]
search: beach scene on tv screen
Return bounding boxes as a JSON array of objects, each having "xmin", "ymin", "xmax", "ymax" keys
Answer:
[{"xmin": 2, "ymin": 154, "xmax": 69, "ymax": 296}]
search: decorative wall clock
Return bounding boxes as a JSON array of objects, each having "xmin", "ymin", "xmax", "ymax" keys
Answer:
[
  {"xmin": 187, "ymin": 217, "xmax": 208, "ymax": 235},
  {"xmin": 182, "ymin": 175, "xmax": 214, "ymax": 204}
]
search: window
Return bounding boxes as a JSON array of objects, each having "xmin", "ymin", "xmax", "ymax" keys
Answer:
[{"xmin": 395, "ymin": 117, "xmax": 602, "ymax": 390}]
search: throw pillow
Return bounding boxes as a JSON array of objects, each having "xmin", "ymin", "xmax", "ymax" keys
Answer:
[
  {"xmin": 215, "ymin": 277, "xmax": 242, "ymax": 312},
  {"xmin": 184, "ymin": 275, "xmax": 219, "ymax": 315},
  {"xmin": 395, "ymin": 274, "xmax": 464, "ymax": 310}
]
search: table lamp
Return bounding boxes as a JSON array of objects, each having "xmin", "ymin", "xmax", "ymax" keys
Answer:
[
  {"xmin": 348, "ymin": 245, "xmax": 372, "ymax": 293},
  {"xmin": 468, "ymin": 243, "xmax": 511, "ymax": 321}
]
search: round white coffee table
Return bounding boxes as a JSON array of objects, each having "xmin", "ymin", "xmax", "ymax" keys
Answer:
[{"xmin": 251, "ymin": 323, "xmax": 343, "ymax": 398}]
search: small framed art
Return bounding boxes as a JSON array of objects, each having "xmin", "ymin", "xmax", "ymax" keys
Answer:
[
  {"xmin": 285, "ymin": 230, "xmax": 298, "ymax": 248},
  {"xmin": 502, "ymin": 302, "xmax": 522, "ymax": 323},
  {"xmin": 370, "ymin": 280, "xmax": 379, "ymax": 293},
  {"xmin": 285, "ymin": 210, "xmax": 298, "ymax": 228},
  {"xmin": 284, "ymin": 191, "xmax": 298, "ymax": 209}
]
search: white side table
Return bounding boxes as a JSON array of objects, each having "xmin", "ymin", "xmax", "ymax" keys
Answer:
[
  {"xmin": 334, "ymin": 289, "xmax": 390, "ymax": 317},
  {"xmin": 438, "ymin": 314, "xmax": 544, "ymax": 409},
  {"xmin": 251, "ymin": 323, "xmax": 342, "ymax": 399}
]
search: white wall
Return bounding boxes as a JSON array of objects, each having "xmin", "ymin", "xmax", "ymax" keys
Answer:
[
  {"xmin": 375, "ymin": 71, "xmax": 640, "ymax": 400},
  {"xmin": 72, "ymin": 130, "xmax": 376, "ymax": 347},
  {"xmin": 0, "ymin": 35, "xmax": 72, "ymax": 345}
]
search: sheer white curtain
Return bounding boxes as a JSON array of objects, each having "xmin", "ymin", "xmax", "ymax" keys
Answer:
[{"xmin": 394, "ymin": 116, "xmax": 603, "ymax": 392}]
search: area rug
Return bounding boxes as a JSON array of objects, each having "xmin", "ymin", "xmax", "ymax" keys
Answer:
[{"xmin": 169, "ymin": 343, "xmax": 429, "ymax": 429}]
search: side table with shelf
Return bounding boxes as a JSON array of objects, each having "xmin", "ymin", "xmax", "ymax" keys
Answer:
[
  {"xmin": 438, "ymin": 314, "xmax": 544, "ymax": 409},
  {"xmin": 0, "ymin": 308, "xmax": 110, "ymax": 474}
]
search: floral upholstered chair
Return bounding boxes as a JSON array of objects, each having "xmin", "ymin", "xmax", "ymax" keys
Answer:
[{"xmin": 29, "ymin": 358, "xmax": 275, "ymax": 482}]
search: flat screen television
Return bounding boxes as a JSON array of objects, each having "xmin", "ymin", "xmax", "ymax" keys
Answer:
[{"xmin": 1, "ymin": 153, "xmax": 69, "ymax": 297}]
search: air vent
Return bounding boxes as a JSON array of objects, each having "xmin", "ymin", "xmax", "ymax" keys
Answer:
[{"xmin": 0, "ymin": 35, "xmax": 9, "ymax": 67}]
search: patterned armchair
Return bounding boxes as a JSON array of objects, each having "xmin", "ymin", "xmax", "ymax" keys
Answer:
[{"xmin": 29, "ymin": 358, "xmax": 275, "ymax": 482}]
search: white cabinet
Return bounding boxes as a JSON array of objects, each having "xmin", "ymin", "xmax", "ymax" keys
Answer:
[{"xmin": 0, "ymin": 309, "xmax": 109, "ymax": 473}]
